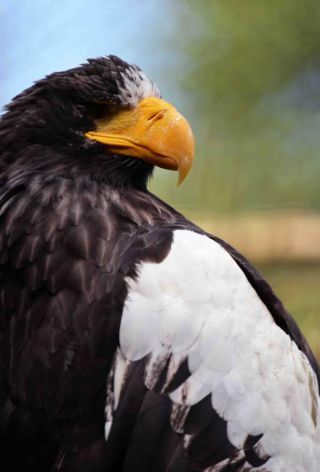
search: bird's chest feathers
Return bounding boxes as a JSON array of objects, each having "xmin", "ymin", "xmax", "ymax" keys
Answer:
[{"xmin": 0, "ymin": 180, "xmax": 175, "ymax": 413}]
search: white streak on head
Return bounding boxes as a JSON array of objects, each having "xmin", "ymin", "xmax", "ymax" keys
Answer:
[{"xmin": 116, "ymin": 65, "xmax": 161, "ymax": 106}]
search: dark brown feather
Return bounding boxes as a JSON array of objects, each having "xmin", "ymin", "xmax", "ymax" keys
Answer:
[{"xmin": 0, "ymin": 54, "xmax": 318, "ymax": 471}]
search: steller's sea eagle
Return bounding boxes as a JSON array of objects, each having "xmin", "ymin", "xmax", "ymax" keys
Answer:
[{"xmin": 0, "ymin": 55, "xmax": 319, "ymax": 472}]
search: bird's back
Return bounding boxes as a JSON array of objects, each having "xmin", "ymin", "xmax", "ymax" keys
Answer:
[{"xmin": 1, "ymin": 175, "xmax": 319, "ymax": 471}]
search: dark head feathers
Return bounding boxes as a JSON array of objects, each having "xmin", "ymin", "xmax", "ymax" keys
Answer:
[
  {"xmin": 4, "ymin": 55, "xmax": 159, "ymax": 111},
  {"xmin": 0, "ymin": 56, "xmax": 160, "ymax": 188}
]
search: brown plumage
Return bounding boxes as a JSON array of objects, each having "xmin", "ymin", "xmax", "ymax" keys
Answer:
[{"xmin": 0, "ymin": 56, "xmax": 318, "ymax": 471}]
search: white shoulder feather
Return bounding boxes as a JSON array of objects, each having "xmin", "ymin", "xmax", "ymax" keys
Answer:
[{"xmin": 108, "ymin": 229, "xmax": 320, "ymax": 471}]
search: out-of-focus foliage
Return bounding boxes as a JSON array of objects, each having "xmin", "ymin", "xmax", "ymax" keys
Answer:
[
  {"xmin": 150, "ymin": 0, "xmax": 320, "ymax": 356},
  {"xmin": 258, "ymin": 262, "xmax": 320, "ymax": 358},
  {"xmin": 151, "ymin": 0, "xmax": 320, "ymax": 213}
]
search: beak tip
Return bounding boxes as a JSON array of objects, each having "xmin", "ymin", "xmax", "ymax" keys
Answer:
[
  {"xmin": 177, "ymin": 153, "xmax": 194, "ymax": 186},
  {"xmin": 177, "ymin": 170, "xmax": 186, "ymax": 186}
]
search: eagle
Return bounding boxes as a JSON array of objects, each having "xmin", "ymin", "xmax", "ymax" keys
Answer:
[{"xmin": 0, "ymin": 55, "xmax": 319, "ymax": 472}]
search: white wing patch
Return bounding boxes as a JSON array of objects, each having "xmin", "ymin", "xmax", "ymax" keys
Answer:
[{"xmin": 109, "ymin": 230, "xmax": 320, "ymax": 471}]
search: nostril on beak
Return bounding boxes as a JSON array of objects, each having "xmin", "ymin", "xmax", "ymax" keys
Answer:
[{"xmin": 147, "ymin": 110, "xmax": 165, "ymax": 122}]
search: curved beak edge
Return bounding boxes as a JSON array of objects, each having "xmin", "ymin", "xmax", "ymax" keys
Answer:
[{"xmin": 85, "ymin": 97, "xmax": 195, "ymax": 185}]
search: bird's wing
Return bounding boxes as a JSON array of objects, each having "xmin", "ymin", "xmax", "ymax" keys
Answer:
[{"xmin": 105, "ymin": 229, "xmax": 320, "ymax": 472}]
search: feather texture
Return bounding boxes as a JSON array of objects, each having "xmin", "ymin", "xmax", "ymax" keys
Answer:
[
  {"xmin": 108, "ymin": 230, "xmax": 320, "ymax": 472},
  {"xmin": 0, "ymin": 55, "xmax": 319, "ymax": 471}
]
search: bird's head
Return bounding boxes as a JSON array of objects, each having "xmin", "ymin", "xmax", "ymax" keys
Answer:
[{"xmin": 1, "ymin": 55, "xmax": 194, "ymax": 188}]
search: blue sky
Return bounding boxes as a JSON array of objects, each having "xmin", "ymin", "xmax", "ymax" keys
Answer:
[{"xmin": 0, "ymin": 0, "xmax": 179, "ymax": 110}]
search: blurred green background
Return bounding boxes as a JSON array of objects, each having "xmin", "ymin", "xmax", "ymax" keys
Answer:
[
  {"xmin": 1, "ymin": 0, "xmax": 319, "ymax": 355},
  {"xmin": 150, "ymin": 0, "xmax": 320, "ymax": 358}
]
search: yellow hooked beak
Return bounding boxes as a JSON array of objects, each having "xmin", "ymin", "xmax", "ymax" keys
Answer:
[{"xmin": 85, "ymin": 97, "xmax": 195, "ymax": 184}]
